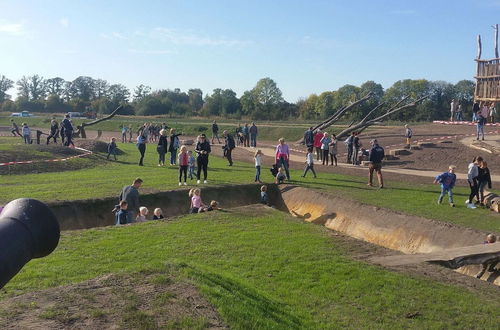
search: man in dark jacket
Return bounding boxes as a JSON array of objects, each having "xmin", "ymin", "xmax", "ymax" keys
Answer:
[
  {"xmin": 249, "ymin": 122, "xmax": 258, "ymax": 147},
  {"xmin": 195, "ymin": 134, "xmax": 211, "ymax": 184},
  {"xmin": 47, "ymin": 119, "xmax": 59, "ymax": 144},
  {"xmin": 119, "ymin": 178, "xmax": 143, "ymax": 223},
  {"xmin": 61, "ymin": 114, "xmax": 74, "ymax": 147},
  {"xmin": 211, "ymin": 120, "xmax": 220, "ymax": 144},
  {"xmin": 223, "ymin": 130, "xmax": 236, "ymax": 166},
  {"xmin": 367, "ymin": 139, "xmax": 385, "ymax": 188},
  {"xmin": 304, "ymin": 127, "xmax": 314, "ymax": 148}
]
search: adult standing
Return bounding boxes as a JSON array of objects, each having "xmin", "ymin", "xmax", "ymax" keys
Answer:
[
  {"xmin": 450, "ymin": 99, "xmax": 457, "ymax": 122},
  {"xmin": 249, "ymin": 122, "xmax": 258, "ymax": 147},
  {"xmin": 128, "ymin": 124, "xmax": 133, "ymax": 143},
  {"xmin": 329, "ymin": 134, "xmax": 338, "ymax": 166},
  {"xmin": 10, "ymin": 119, "xmax": 22, "ymax": 137},
  {"xmin": 46, "ymin": 119, "xmax": 59, "ymax": 144},
  {"xmin": 243, "ymin": 123, "xmax": 250, "ymax": 147},
  {"xmin": 367, "ymin": 139, "xmax": 385, "ymax": 188},
  {"xmin": 304, "ymin": 127, "xmax": 314, "ymax": 149},
  {"xmin": 313, "ymin": 130, "xmax": 324, "ymax": 161},
  {"xmin": 352, "ymin": 132, "xmax": 361, "ymax": 165},
  {"xmin": 211, "ymin": 120, "xmax": 220, "ymax": 144},
  {"xmin": 476, "ymin": 104, "xmax": 487, "ymax": 141},
  {"xmin": 168, "ymin": 128, "xmax": 182, "ymax": 165},
  {"xmin": 404, "ymin": 124, "xmax": 413, "ymax": 147},
  {"xmin": 466, "ymin": 156, "xmax": 482, "ymax": 209},
  {"xmin": 456, "ymin": 103, "xmax": 463, "ymax": 121},
  {"xmin": 275, "ymin": 138, "xmax": 290, "ymax": 180},
  {"xmin": 320, "ymin": 133, "xmax": 331, "ymax": 165},
  {"xmin": 195, "ymin": 134, "xmax": 211, "ymax": 184},
  {"xmin": 119, "ymin": 178, "xmax": 143, "ymax": 223},
  {"xmin": 223, "ymin": 130, "xmax": 236, "ymax": 166},
  {"xmin": 121, "ymin": 125, "xmax": 128, "ymax": 143},
  {"xmin": 490, "ymin": 103, "xmax": 497, "ymax": 123},
  {"xmin": 345, "ymin": 132, "xmax": 355, "ymax": 163},
  {"xmin": 235, "ymin": 124, "xmax": 243, "ymax": 146},
  {"xmin": 61, "ymin": 114, "xmax": 74, "ymax": 147},
  {"xmin": 136, "ymin": 132, "xmax": 147, "ymax": 166},
  {"xmin": 156, "ymin": 129, "xmax": 168, "ymax": 166}
]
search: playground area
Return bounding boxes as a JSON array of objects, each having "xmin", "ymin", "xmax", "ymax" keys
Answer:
[{"xmin": 0, "ymin": 115, "xmax": 499, "ymax": 328}]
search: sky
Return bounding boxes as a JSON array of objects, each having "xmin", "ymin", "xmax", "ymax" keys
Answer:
[{"xmin": 1, "ymin": 0, "xmax": 500, "ymax": 102}]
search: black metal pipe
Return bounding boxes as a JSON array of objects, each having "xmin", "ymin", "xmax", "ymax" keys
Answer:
[{"xmin": 0, "ymin": 198, "xmax": 60, "ymax": 289}]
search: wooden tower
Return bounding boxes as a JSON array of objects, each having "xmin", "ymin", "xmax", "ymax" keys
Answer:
[{"xmin": 474, "ymin": 24, "xmax": 500, "ymax": 102}]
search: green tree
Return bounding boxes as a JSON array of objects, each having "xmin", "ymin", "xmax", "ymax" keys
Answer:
[
  {"xmin": 45, "ymin": 77, "xmax": 66, "ymax": 98},
  {"xmin": 0, "ymin": 75, "xmax": 14, "ymax": 104},
  {"xmin": 188, "ymin": 88, "xmax": 203, "ymax": 113},
  {"xmin": 133, "ymin": 84, "xmax": 152, "ymax": 101}
]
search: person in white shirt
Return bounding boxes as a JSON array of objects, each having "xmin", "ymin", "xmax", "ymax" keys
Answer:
[
  {"xmin": 301, "ymin": 147, "xmax": 317, "ymax": 178},
  {"xmin": 450, "ymin": 99, "xmax": 457, "ymax": 121},
  {"xmin": 22, "ymin": 123, "xmax": 31, "ymax": 144},
  {"xmin": 254, "ymin": 149, "xmax": 263, "ymax": 183}
]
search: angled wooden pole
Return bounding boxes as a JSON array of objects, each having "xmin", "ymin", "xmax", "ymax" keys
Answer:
[{"xmin": 477, "ymin": 34, "xmax": 482, "ymax": 60}]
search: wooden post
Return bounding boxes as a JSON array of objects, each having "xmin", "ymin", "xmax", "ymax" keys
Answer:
[
  {"xmin": 477, "ymin": 34, "xmax": 482, "ymax": 59},
  {"xmin": 495, "ymin": 24, "xmax": 499, "ymax": 58}
]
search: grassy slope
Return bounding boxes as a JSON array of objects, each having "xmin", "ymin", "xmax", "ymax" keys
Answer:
[
  {"xmin": 0, "ymin": 141, "xmax": 498, "ymax": 232},
  {"xmin": 2, "ymin": 209, "xmax": 498, "ymax": 329}
]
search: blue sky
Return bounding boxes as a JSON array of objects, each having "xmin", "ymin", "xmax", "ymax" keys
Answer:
[{"xmin": 1, "ymin": 0, "xmax": 500, "ymax": 101}]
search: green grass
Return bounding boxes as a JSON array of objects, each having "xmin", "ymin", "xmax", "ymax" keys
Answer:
[
  {"xmin": 0, "ymin": 139, "xmax": 498, "ymax": 232},
  {"xmin": 2, "ymin": 209, "xmax": 499, "ymax": 329}
]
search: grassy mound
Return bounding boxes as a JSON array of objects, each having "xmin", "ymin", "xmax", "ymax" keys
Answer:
[{"xmin": 3, "ymin": 207, "xmax": 499, "ymax": 329}]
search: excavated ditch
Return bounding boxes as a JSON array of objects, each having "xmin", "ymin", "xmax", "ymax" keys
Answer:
[{"xmin": 47, "ymin": 183, "xmax": 499, "ymax": 285}]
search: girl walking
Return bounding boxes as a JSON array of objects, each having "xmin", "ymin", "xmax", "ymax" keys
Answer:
[
  {"xmin": 254, "ymin": 149, "xmax": 263, "ymax": 183},
  {"xmin": 329, "ymin": 134, "xmax": 338, "ymax": 166},
  {"xmin": 301, "ymin": 147, "xmax": 317, "ymax": 178},
  {"xmin": 466, "ymin": 156, "xmax": 482, "ymax": 208},
  {"xmin": 178, "ymin": 145, "xmax": 189, "ymax": 186},
  {"xmin": 320, "ymin": 133, "xmax": 331, "ymax": 165},
  {"xmin": 136, "ymin": 133, "xmax": 147, "ymax": 166}
]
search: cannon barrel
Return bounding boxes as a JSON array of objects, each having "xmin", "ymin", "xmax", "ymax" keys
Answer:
[{"xmin": 0, "ymin": 198, "xmax": 60, "ymax": 288}]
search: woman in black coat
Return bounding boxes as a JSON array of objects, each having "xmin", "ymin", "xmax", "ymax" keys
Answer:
[{"xmin": 157, "ymin": 129, "xmax": 168, "ymax": 166}]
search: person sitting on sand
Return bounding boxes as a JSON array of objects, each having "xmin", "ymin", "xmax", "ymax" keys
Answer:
[
  {"xmin": 199, "ymin": 200, "xmax": 221, "ymax": 213},
  {"xmin": 476, "ymin": 234, "xmax": 499, "ymax": 278},
  {"xmin": 261, "ymin": 185, "xmax": 269, "ymax": 205},
  {"xmin": 153, "ymin": 208, "xmax": 164, "ymax": 220},
  {"xmin": 189, "ymin": 188, "xmax": 204, "ymax": 214},
  {"xmin": 136, "ymin": 206, "xmax": 148, "ymax": 222},
  {"xmin": 275, "ymin": 167, "xmax": 287, "ymax": 184}
]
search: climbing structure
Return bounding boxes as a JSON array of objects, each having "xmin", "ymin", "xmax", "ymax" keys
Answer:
[{"xmin": 474, "ymin": 24, "xmax": 500, "ymax": 102}]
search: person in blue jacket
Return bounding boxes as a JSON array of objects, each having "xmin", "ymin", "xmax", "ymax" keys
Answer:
[
  {"xmin": 433, "ymin": 165, "xmax": 457, "ymax": 207},
  {"xmin": 367, "ymin": 139, "xmax": 385, "ymax": 188}
]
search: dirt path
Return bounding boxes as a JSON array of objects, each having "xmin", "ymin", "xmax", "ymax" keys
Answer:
[{"xmin": 241, "ymin": 145, "xmax": 500, "ymax": 183}]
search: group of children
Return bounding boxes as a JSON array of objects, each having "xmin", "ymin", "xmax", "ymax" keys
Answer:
[
  {"xmin": 433, "ymin": 156, "xmax": 492, "ymax": 209},
  {"xmin": 114, "ymin": 201, "xmax": 164, "ymax": 225},
  {"xmin": 188, "ymin": 188, "xmax": 220, "ymax": 213}
]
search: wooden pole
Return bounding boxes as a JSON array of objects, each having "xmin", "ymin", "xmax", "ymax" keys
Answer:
[
  {"xmin": 495, "ymin": 24, "xmax": 499, "ymax": 58},
  {"xmin": 477, "ymin": 34, "xmax": 482, "ymax": 59}
]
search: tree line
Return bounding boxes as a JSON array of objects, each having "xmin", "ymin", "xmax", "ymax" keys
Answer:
[{"xmin": 0, "ymin": 74, "xmax": 475, "ymax": 122}]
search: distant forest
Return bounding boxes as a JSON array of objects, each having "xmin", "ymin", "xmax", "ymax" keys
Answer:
[{"xmin": 0, "ymin": 74, "xmax": 476, "ymax": 122}]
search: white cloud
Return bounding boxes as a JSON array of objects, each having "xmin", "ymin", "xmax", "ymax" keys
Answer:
[
  {"xmin": 0, "ymin": 20, "xmax": 30, "ymax": 37},
  {"xmin": 59, "ymin": 18, "xmax": 69, "ymax": 28},
  {"xmin": 128, "ymin": 48, "xmax": 177, "ymax": 55},
  {"xmin": 101, "ymin": 27, "xmax": 252, "ymax": 48}
]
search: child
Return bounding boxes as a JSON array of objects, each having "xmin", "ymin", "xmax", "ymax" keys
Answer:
[
  {"xmin": 188, "ymin": 150, "xmax": 196, "ymax": 180},
  {"xmin": 153, "ymin": 208, "xmax": 164, "ymax": 220},
  {"xmin": 275, "ymin": 167, "xmax": 287, "ymax": 184},
  {"xmin": 270, "ymin": 163, "xmax": 279, "ymax": 178},
  {"xmin": 115, "ymin": 200, "xmax": 128, "ymax": 225},
  {"xmin": 190, "ymin": 188, "xmax": 204, "ymax": 214},
  {"xmin": 260, "ymin": 185, "xmax": 269, "ymax": 205},
  {"xmin": 107, "ymin": 137, "xmax": 117, "ymax": 160},
  {"xmin": 199, "ymin": 200, "xmax": 220, "ymax": 213},
  {"xmin": 255, "ymin": 150, "xmax": 263, "ymax": 183},
  {"xmin": 434, "ymin": 165, "xmax": 457, "ymax": 207},
  {"xmin": 301, "ymin": 147, "xmax": 317, "ymax": 178},
  {"xmin": 178, "ymin": 145, "xmax": 189, "ymax": 186},
  {"xmin": 476, "ymin": 234, "xmax": 499, "ymax": 278},
  {"xmin": 22, "ymin": 123, "xmax": 31, "ymax": 144},
  {"xmin": 478, "ymin": 161, "xmax": 492, "ymax": 205},
  {"xmin": 136, "ymin": 206, "xmax": 148, "ymax": 222},
  {"xmin": 329, "ymin": 135, "xmax": 338, "ymax": 166}
]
